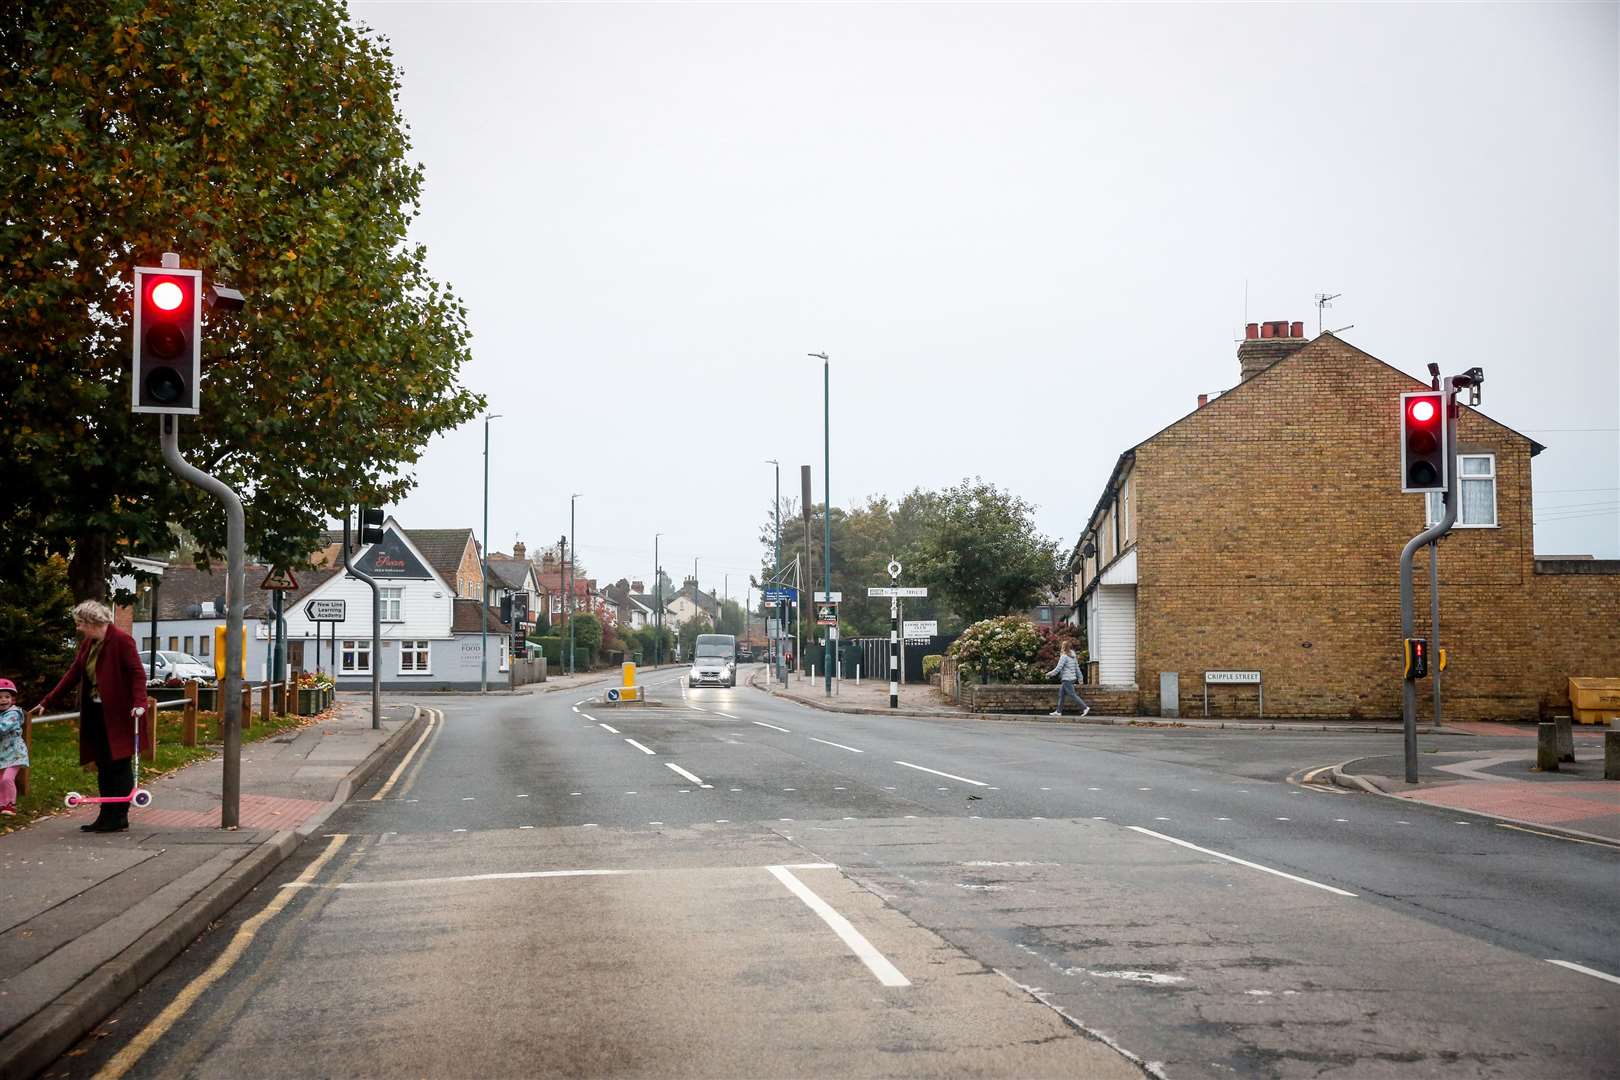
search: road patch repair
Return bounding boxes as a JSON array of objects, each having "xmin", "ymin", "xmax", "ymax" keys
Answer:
[{"xmin": 0, "ymin": 699, "xmax": 430, "ymax": 1080}]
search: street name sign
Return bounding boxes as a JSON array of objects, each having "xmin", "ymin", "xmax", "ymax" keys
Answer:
[
  {"xmin": 868, "ymin": 586, "xmax": 928, "ymax": 598},
  {"xmin": 764, "ymin": 587, "xmax": 797, "ymax": 603},
  {"xmin": 1205, "ymin": 670, "xmax": 1261, "ymax": 684},
  {"xmin": 813, "ymin": 591, "xmax": 842, "ymax": 603},
  {"xmin": 304, "ymin": 599, "xmax": 346, "ymax": 622},
  {"xmin": 903, "ymin": 620, "xmax": 938, "ymax": 640}
]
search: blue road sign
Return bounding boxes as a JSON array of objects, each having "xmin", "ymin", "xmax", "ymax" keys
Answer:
[{"xmin": 764, "ymin": 587, "xmax": 797, "ymax": 603}]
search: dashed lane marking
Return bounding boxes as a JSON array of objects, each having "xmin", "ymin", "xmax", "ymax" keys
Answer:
[
  {"xmin": 716, "ymin": 711, "xmax": 739, "ymax": 719},
  {"xmin": 753, "ymin": 720, "xmax": 791, "ymax": 733},
  {"xmin": 598, "ymin": 722, "xmax": 620, "ymax": 734},
  {"xmin": 1127, "ymin": 826, "xmax": 1357, "ymax": 897},
  {"xmin": 810, "ymin": 737, "xmax": 864, "ymax": 753},
  {"xmin": 625, "ymin": 738, "xmax": 656, "ymax": 755},
  {"xmin": 666, "ymin": 762, "xmax": 705, "ymax": 785},
  {"xmin": 893, "ymin": 760, "xmax": 989, "ymax": 787}
]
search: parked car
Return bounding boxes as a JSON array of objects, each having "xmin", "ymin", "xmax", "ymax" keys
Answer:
[{"xmin": 143, "ymin": 650, "xmax": 216, "ymax": 686}]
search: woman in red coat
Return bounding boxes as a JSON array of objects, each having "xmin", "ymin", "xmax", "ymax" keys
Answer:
[{"xmin": 29, "ymin": 600, "xmax": 150, "ymax": 832}]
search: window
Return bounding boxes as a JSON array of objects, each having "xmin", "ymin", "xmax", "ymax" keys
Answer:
[
  {"xmin": 399, "ymin": 639, "xmax": 430, "ymax": 674},
  {"xmin": 341, "ymin": 639, "xmax": 372, "ymax": 674},
  {"xmin": 168, "ymin": 636, "xmax": 179, "ymax": 651},
  {"xmin": 380, "ymin": 587, "xmax": 403, "ymax": 622},
  {"xmin": 198, "ymin": 635, "xmax": 210, "ymax": 656},
  {"xmin": 183, "ymin": 636, "xmax": 194, "ymax": 655},
  {"xmin": 1426, "ymin": 454, "xmax": 1497, "ymax": 527},
  {"xmin": 1121, "ymin": 477, "xmax": 1131, "ymax": 542},
  {"xmin": 142, "ymin": 636, "xmax": 154, "ymax": 651}
]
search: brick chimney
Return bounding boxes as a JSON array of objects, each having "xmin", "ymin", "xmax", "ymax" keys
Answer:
[
  {"xmin": 513, "ymin": 540, "xmax": 526, "ymax": 561},
  {"xmin": 1238, "ymin": 319, "xmax": 1310, "ymax": 382}
]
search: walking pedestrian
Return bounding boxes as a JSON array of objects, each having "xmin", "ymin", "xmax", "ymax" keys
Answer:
[
  {"xmin": 0, "ymin": 679, "xmax": 27, "ymax": 816},
  {"xmin": 28, "ymin": 600, "xmax": 149, "ymax": 832},
  {"xmin": 1047, "ymin": 641, "xmax": 1090, "ymax": 717}
]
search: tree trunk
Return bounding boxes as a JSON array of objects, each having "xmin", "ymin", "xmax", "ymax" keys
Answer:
[{"xmin": 67, "ymin": 531, "xmax": 109, "ymax": 602}]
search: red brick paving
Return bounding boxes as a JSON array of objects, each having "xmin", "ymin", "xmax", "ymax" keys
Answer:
[
  {"xmin": 1398, "ymin": 780, "xmax": 1620, "ymax": 824},
  {"xmin": 69, "ymin": 793, "xmax": 330, "ymax": 830}
]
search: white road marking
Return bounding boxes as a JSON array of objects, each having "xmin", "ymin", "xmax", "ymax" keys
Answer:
[
  {"xmin": 649, "ymin": 821, "xmax": 664, "ymax": 826},
  {"xmin": 753, "ymin": 720, "xmax": 791, "ymax": 732},
  {"xmin": 372, "ymin": 710, "xmax": 438, "ymax": 801},
  {"xmin": 518, "ymin": 794, "xmax": 532, "ymax": 798},
  {"xmin": 1545, "ymin": 959, "xmax": 1620, "ymax": 986},
  {"xmin": 598, "ymin": 722, "xmax": 620, "ymax": 734},
  {"xmin": 572, "ymin": 706, "xmax": 579, "ymax": 713},
  {"xmin": 716, "ymin": 710, "xmax": 739, "ymax": 719},
  {"xmin": 715, "ymin": 819, "xmax": 729, "ymax": 823},
  {"xmin": 583, "ymin": 823, "xmax": 598, "ymax": 827},
  {"xmin": 462, "ymin": 797, "xmax": 475, "ymax": 801},
  {"xmin": 1216, "ymin": 817, "xmax": 1231, "ymax": 821},
  {"xmin": 893, "ymin": 761, "xmax": 989, "ymax": 787},
  {"xmin": 1154, "ymin": 816, "xmax": 1171, "ymax": 821},
  {"xmin": 1334, "ymin": 818, "xmax": 1348, "ymax": 822},
  {"xmin": 453, "ymin": 828, "xmax": 467, "ymax": 833},
  {"xmin": 519, "ymin": 825, "xmax": 535, "ymax": 830},
  {"xmin": 767, "ymin": 865, "xmax": 910, "ymax": 987},
  {"xmin": 625, "ymin": 791, "xmax": 637, "ymax": 795},
  {"xmin": 729, "ymin": 787, "xmax": 742, "ymax": 792},
  {"xmin": 581, "ymin": 712, "xmax": 599, "ymax": 722},
  {"xmin": 689, "ymin": 704, "xmax": 708, "ymax": 712},
  {"xmin": 1128, "ymin": 826, "xmax": 1357, "ymax": 897},
  {"xmin": 810, "ymin": 737, "xmax": 864, "ymax": 753},
  {"xmin": 666, "ymin": 762, "xmax": 704, "ymax": 785},
  {"xmin": 783, "ymin": 787, "xmax": 796, "ymax": 792},
  {"xmin": 1276, "ymin": 817, "xmax": 1290, "ymax": 821},
  {"xmin": 625, "ymin": 738, "xmax": 656, "ymax": 755},
  {"xmin": 568, "ymin": 793, "xmax": 579, "ymax": 797}
]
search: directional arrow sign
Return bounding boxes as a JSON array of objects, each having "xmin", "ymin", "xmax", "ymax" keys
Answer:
[
  {"xmin": 868, "ymin": 586, "xmax": 928, "ymax": 598},
  {"xmin": 304, "ymin": 599, "xmax": 346, "ymax": 622}
]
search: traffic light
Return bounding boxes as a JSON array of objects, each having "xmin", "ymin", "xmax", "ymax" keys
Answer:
[
  {"xmin": 132, "ymin": 266, "xmax": 202, "ymax": 415},
  {"xmin": 359, "ymin": 506, "xmax": 385, "ymax": 545},
  {"xmin": 1403, "ymin": 637, "xmax": 1428, "ymax": 680},
  {"xmin": 1400, "ymin": 391, "xmax": 1448, "ymax": 493}
]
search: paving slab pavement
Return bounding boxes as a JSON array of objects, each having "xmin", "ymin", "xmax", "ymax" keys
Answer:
[
  {"xmin": 0, "ymin": 699, "xmax": 427, "ymax": 1080},
  {"xmin": 1336, "ymin": 744, "xmax": 1620, "ymax": 844}
]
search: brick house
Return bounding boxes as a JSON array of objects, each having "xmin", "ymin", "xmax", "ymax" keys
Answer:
[{"xmin": 1069, "ymin": 322, "xmax": 1619, "ymax": 721}]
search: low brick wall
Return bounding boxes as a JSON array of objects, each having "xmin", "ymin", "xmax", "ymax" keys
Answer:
[
  {"xmin": 959, "ymin": 682, "xmax": 1140, "ymax": 716},
  {"xmin": 940, "ymin": 656, "xmax": 961, "ymax": 703}
]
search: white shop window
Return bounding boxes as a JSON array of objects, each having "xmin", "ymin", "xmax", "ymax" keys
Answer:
[
  {"xmin": 380, "ymin": 587, "xmax": 403, "ymax": 622},
  {"xmin": 1427, "ymin": 455, "xmax": 1497, "ymax": 528},
  {"xmin": 341, "ymin": 639, "xmax": 372, "ymax": 674},
  {"xmin": 399, "ymin": 639, "xmax": 430, "ymax": 674}
]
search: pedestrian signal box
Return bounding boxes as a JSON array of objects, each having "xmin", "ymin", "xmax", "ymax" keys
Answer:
[{"xmin": 1403, "ymin": 637, "xmax": 1428, "ymax": 680}]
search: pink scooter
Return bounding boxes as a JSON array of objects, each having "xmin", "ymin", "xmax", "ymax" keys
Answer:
[{"xmin": 64, "ymin": 706, "xmax": 154, "ymax": 811}]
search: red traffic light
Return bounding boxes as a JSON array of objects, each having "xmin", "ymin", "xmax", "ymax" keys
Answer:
[
  {"xmin": 150, "ymin": 280, "xmax": 185, "ymax": 311},
  {"xmin": 1408, "ymin": 398, "xmax": 1436, "ymax": 424}
]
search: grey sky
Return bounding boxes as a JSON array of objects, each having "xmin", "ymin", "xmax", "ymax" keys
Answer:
[{"xmin": 353, "ymin": 1, "xmax": 1619, "ymax": 591}]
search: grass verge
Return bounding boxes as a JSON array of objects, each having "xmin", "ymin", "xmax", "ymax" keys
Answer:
[{"xmin": 4, "ymin": 707, "xmax": 323, "ymax": 833}]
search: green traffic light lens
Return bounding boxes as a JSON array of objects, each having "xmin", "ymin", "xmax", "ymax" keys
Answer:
[
  {"xmin": 1408, "ymin": 462, "xmax": 1437, "ymax": 487},
  {"xmin": 145, "ymin": 367, "xmax": 186, "ymax": 404}
]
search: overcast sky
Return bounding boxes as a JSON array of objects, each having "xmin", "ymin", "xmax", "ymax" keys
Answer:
[{"xmin": 352, "ymin": 0, "xmax": 1619, "ymax": 594}]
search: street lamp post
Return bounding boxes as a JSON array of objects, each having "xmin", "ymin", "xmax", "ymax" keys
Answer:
[
  {"xmin": 481, "ymin": 413, "xmax": 502, "ymax": 693},
  {"xmin": 767, "ymin": 459, "xmax": 780, "ymax": 683},
  {"xmin": 809, "ymin": 352, "xmax": 831, "ymax": 696},
  {"xmin": 654, "ymin": 532, "xmax": 662, "ymax": 667},
  {"xmin": 569, "ymin": 493, "xmax": 582, "ymax": 675}
]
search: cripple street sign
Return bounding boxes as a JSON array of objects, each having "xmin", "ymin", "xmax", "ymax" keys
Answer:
[
  {"xmin": 1205, "ymin": 670, "xmax": 1261, "ymax": 684},
  {"xmin": 868, "ymin": 586, "xmax": 928, "ymax": 598},
  {"xmin": 304, "ymin": 599, "xmax": 347, "ymax": 622}
]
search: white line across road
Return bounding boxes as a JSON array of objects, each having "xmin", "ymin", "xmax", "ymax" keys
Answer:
[
  {"xmin": 625, "ymin": 738, "xmax": 657, "ymax": 755},
  {"xmin": 767, "ymin": 865, "xmax": 910, "ymax": 988},
  {"xmin": 666, "ymin": 762, "xmax": 705, "ymax": 785},
  {"xmin": 1545, "ymin": 959, "xmax": 1620, "ymax": 986},
  {"xmin": 892, "ymin": 760, "xmax": 988, "ymax": 787},
  {"xmin": 753, "ymin": 721, "xmax": 791, "ymax": 733},
  {"xmin": 598, "ymin": 722, "xmax": 620, "ymax": 734},
  {"xmin": 809, "ymin": 737, "xmax": 864, "ymax": 753},
  {"xmin": 1127, "ymin": 826, "xmax": 1357, "ymax": 897}
]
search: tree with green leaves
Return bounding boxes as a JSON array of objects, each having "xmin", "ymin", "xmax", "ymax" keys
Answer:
[
  {"xmin": 0, "ymin": 556, "xmax": 75, "ymax": 701},
  {"xmin": 0, "ymin": 1, "xmax": 483, "ymax": 599},
  {"xmin": 907, "ymin": 479, "xmax": 1063, "ymax": 624}
]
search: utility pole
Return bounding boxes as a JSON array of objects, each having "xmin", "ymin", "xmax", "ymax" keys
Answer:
[
  {"xmin": 767, "ymin": 459, "xmax": 781, "ymax": 683},
  {"xmin": 569, "ymin": 493, "xmax": 581, "ymax": 675},
  {"xmin": 481, "ymin": 414, "xmax": 500, "ymax": 692},
  {"xmin": 801, "ymin": 464, "xmax": 812, "ymax": 678},
  {"xmin": 654, "ymin": 532, "xmax": 662, "ymax": 667}
]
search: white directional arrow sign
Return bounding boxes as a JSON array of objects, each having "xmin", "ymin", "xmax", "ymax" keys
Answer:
[{"xmin": 868, "ymin": 587, "xmax": 928, "ymax": 598}]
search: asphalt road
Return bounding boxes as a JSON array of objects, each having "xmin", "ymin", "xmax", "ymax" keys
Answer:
[{"xmin": 53, "ymin": 666, "xmax": 1620, "ymax": 1079}]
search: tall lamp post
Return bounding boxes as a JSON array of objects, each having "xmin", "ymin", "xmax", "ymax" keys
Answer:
[
  {"xmin": 654, "ymin": 532, "xmax": 662, "ymax": 667},
  {"xmin": 766, "ymin": 459, "xmax": 780, "ymax": 683},
  {"xmin": 569, "ymin": 493, "xmax": 582, "ymax": 675},
  {"xmin": 481, "ymin": 413, "xmax": 502, "ymax": 693},
  {"xmin": 809, "ymin": 352, "xmax": 831, "ymax": 696}
]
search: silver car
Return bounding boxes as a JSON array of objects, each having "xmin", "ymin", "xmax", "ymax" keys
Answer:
[{"xmin": 144, "ymin": 650, "xmax": 216, "ymax": 685}]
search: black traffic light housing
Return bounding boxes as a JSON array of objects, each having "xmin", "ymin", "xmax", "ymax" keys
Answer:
[
  {"xmin": 132, "ymin": 266, "xmax": 202, "ymax": 415},
  {"xmin": 359, "ymin": 506, "xmax": 385, "ymax": 545},
  {"xmin": 1403, "ymin": 637, "xmax": 1428, "ymax": 680},
  {"xmin": 1400, "ymin": 391, "xmax": 1448, "ymax": 494}
]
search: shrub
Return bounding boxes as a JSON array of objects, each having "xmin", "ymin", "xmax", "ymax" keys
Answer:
[
  {"xmin": 945, "ymin": 616, "xmax": 1043, "ymax": 683},
  {"xmin": 921, "ymin": 654, "xmax": 943, "ymax": 679},
  {"xmin": 1033, "ymin": 623, "xmax": 1086, "ymax": 677}
]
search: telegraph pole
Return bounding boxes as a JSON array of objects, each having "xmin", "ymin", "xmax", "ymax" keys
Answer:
[{"xmin": 810, "ymin": 353, "xmax": 832, "ymax": 696}]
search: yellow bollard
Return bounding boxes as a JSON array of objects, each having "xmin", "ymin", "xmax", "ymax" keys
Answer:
[{"xmin": 623, "ymin": 661, "xmax": 636, "ymax": 688}]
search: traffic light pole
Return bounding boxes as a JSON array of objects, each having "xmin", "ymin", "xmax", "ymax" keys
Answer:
[
  {"xmin": 159, "ymin": 416, "xmax": 244, "ymax": 828},
  {"xmin": 1398, "ymin": 380, "xmax": 1460, "ymax": 783},
  {"xmin": 341, "ymin": 509, "xmax": 382, "ymax": 730}
]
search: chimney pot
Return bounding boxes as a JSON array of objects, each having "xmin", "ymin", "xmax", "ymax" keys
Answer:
[
  {"xmin": 513, "ymin": 540, "xmax": 526, "ymax": 561},
  {"xmin": 1260, "ymin": 322, "xmax": 1274, "ymax": 339},
  {"xmin": 1197, "ymin": 393, "xmax": 1208, "ymax": 409},
  {"xmin": 1245, "ymin": 322, "xmax": 1259, "ymax": 340},
  {"xmin": 1291, "ymin": 320, "xmax": 1305, "ymax": 338}
]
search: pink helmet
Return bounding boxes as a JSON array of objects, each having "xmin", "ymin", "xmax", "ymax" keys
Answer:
[{"xmin": 0, "ymin": 679, "xmax": 15, "ymax": 694}]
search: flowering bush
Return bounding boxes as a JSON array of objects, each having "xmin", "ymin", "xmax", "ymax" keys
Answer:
[
  {"xmin": 946, "ymin": 616, "xmax": 1044, "ymax": 683},
  {"xmin": 1032, "ymin": 624, "xmax": 1086, "ymax": 677},
  {"xmin": 297, "ymin": 671, "xmax": 336, "ymax": 689}
]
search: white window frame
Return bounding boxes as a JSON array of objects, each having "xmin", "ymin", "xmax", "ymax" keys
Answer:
[
  {"xmin": 380, "ymin": 586, "xmax": 404, "ymax": 623},
  {"xmin": 398, "ymin": 639, "xmax": 431, "ymax": 675},
  {"xmin": 341, "ymin": 638, "xmax": 372, "ymax": 675},
  {"xmin": 1121, "ymin": 477, "xmax": 1131, "ymax": 542},
  {"xmin": 1426, "ymin": 454, "xmax": 1498, "ymax": 528}
]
